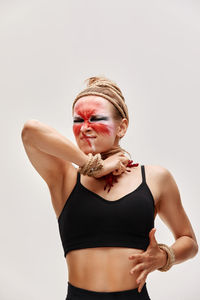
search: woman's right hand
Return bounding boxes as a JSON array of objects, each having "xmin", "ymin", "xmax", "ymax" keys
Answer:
[{"xmin": 93, "ymin": 152, "xmax": 131, "ymax": 178}]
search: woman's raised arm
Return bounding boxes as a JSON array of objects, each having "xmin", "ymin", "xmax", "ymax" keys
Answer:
[{"xmin": 21, "ymin": 119, "xmax": 88, "ymax": 187}]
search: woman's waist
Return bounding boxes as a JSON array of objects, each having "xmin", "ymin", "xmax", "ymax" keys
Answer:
[{"xmin": 66, "ymin": 247, "xmax": 144, "ymax": 291}]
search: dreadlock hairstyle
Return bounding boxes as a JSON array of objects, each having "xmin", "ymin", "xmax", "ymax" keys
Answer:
[{"xmin": 72, "ymin": 76, "xmax": 131, "ymax": 160}]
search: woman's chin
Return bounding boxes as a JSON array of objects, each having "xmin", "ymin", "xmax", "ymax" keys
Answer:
[
  {"xmin": 82, "ymin": 148, "xmax": 102, "ymax": 156},
  {"xmin": 81, "ymin": 147, "xmax": 95, "ymax": 155},
  {"xmin": 80, "ymin": 144, "xmax": 111, "ymax": 155}
]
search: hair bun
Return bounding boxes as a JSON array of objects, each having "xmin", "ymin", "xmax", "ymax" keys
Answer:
[
  {"xmin": 84, "ymin": 76, "xmax": 110, "ymax": 87},
  {"xmin": 84, "ymin": 76, "xmax": 124, "ymax": 101}
]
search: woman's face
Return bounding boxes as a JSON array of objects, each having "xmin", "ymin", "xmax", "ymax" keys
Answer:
[{"xmin": 72, "ymin": 95, "xmax": 120, "ymax": 155}]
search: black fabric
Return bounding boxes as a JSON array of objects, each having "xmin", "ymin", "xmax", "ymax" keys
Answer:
[
  {"xmin": 58, "ymin": 165, "xmax": 155, "ymax": 258},
  {"xmin": 66, "ymin": 281, "xmax": 151, "ymax": 300}
]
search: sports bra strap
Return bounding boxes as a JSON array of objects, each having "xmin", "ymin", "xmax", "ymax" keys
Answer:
[
  {"xmin": 77, "ymin": 170, "xmax": 80, "ymax": 183},
  {"xmin": 141, "ymin": 165, "xmax": 146, "ymax": 183}
]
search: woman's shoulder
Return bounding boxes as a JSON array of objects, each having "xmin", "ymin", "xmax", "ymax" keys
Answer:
[
  {"xmin": 144, "ymin": 164, "xmax": 175, "ymax": 190},
  {"xmin": 144, "ymin": 164, "xmax": 171, "ymax": 176},
  {"xmin": 143, "ymin": 164, "xmax": 175, "ymax": 208}
]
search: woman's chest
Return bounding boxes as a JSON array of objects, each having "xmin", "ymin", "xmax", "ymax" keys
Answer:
[{"xmin": 50, "ymin": 165, "xmax": 160, "ymax": 219}]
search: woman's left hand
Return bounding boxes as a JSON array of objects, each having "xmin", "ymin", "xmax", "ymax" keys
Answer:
[{"xmin": 128, "ymin": 228, "xmax": 167, "ymax": 293}]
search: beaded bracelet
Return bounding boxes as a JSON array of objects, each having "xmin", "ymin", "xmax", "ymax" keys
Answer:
[
  {"xmin": 157, "ymin": 243, "xmax": 175, "ymax": 272},
  {"xmin": 78, "ymin": 153, "xmax": 104, "ymax": 177}
]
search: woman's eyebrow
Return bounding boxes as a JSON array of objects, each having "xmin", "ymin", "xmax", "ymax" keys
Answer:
[
  {"xmin": 91, "ymin": 114, "xmax": 108, "ymax": 118},
  {"xmin": 73, "ymin": 115, "xmax": 84, "ymax": 120}
]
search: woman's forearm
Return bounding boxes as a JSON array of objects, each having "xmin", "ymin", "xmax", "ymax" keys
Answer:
[
  {"xmin": 21, "ymin": 119, "xmax": 88, "ymax": 167},
  {"xmin": 170, "ymin": 236, "xmax": 198, "ymax": 266}
]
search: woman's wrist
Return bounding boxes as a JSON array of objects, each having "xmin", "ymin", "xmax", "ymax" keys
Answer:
[
  {"xmin": 157, "ymin": 243, "xmax": 176, "ymax": 272},
  {"xmin": 77, "ymin": 152, "xmax": 91, "ymax": 168},
  {"xmin": 78, "ymin": 153, "xmax": 104, "ymax": 176},
  {"xmin": 158, "ymin": 248, "xmax": 168, "ymax": 269}
]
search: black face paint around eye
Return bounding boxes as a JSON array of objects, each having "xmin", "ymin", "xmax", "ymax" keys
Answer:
[
  {"xmin": 90, "ymin": 116, "xmax": 109, "ymax": 121},
  {"xmin": 73, "ymin": 119, "xmax": 83, "ymax": 123},
  {"xmin": 73, "ymin": 115, "xmax": 109, "ymax": 123}
]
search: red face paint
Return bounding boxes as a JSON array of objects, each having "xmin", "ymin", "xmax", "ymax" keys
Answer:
[{"xmin": 73, "ymin": 100, "xmax": 115, "ymax": 143}]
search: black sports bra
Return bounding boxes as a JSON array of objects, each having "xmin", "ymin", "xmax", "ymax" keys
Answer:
[{"xmin": 58, "ymin": 165, "xmax": 155, "ymax": 258}]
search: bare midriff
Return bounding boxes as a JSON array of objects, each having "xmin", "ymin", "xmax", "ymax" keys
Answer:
[{"xmin": 66, "ymin": 246, "xmax": 145, "ymax": 292}]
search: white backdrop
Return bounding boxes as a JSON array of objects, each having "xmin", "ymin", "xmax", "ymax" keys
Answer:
[{"xmin": 0, "ymin": 0, "xmax": 199, "ymax": 299}]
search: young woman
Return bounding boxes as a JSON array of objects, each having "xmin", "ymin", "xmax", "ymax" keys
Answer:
[{"xmin": 21, "ymin": 76, "xmax": 198, "ymax": 300}]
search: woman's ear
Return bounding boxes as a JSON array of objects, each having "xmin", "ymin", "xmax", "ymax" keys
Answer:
[{"xmin": 117, "ymin": 118, "xmax": 128, "ymax": 138}]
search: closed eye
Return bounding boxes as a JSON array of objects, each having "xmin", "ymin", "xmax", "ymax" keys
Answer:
[
  {"xmin": 73, "ymin": 119, "xmax": 83, "ymax": 123},
  {"xmin": 73, "ymin": 117, "xmax": 108, "ymax": 123},
  {"xmin": 90, "ymin": 117, "xmax": 108, "ymax": 121}
]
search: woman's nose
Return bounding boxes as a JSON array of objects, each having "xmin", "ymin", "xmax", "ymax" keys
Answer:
[{"xmin": 80, "ymin": 121, "xmax": 92, "ymax": 133}]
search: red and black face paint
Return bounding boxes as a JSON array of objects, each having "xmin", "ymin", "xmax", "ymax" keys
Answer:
[{"xmin": 73, "ymin": 101, "xmax": 115, "ymax": 138}]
